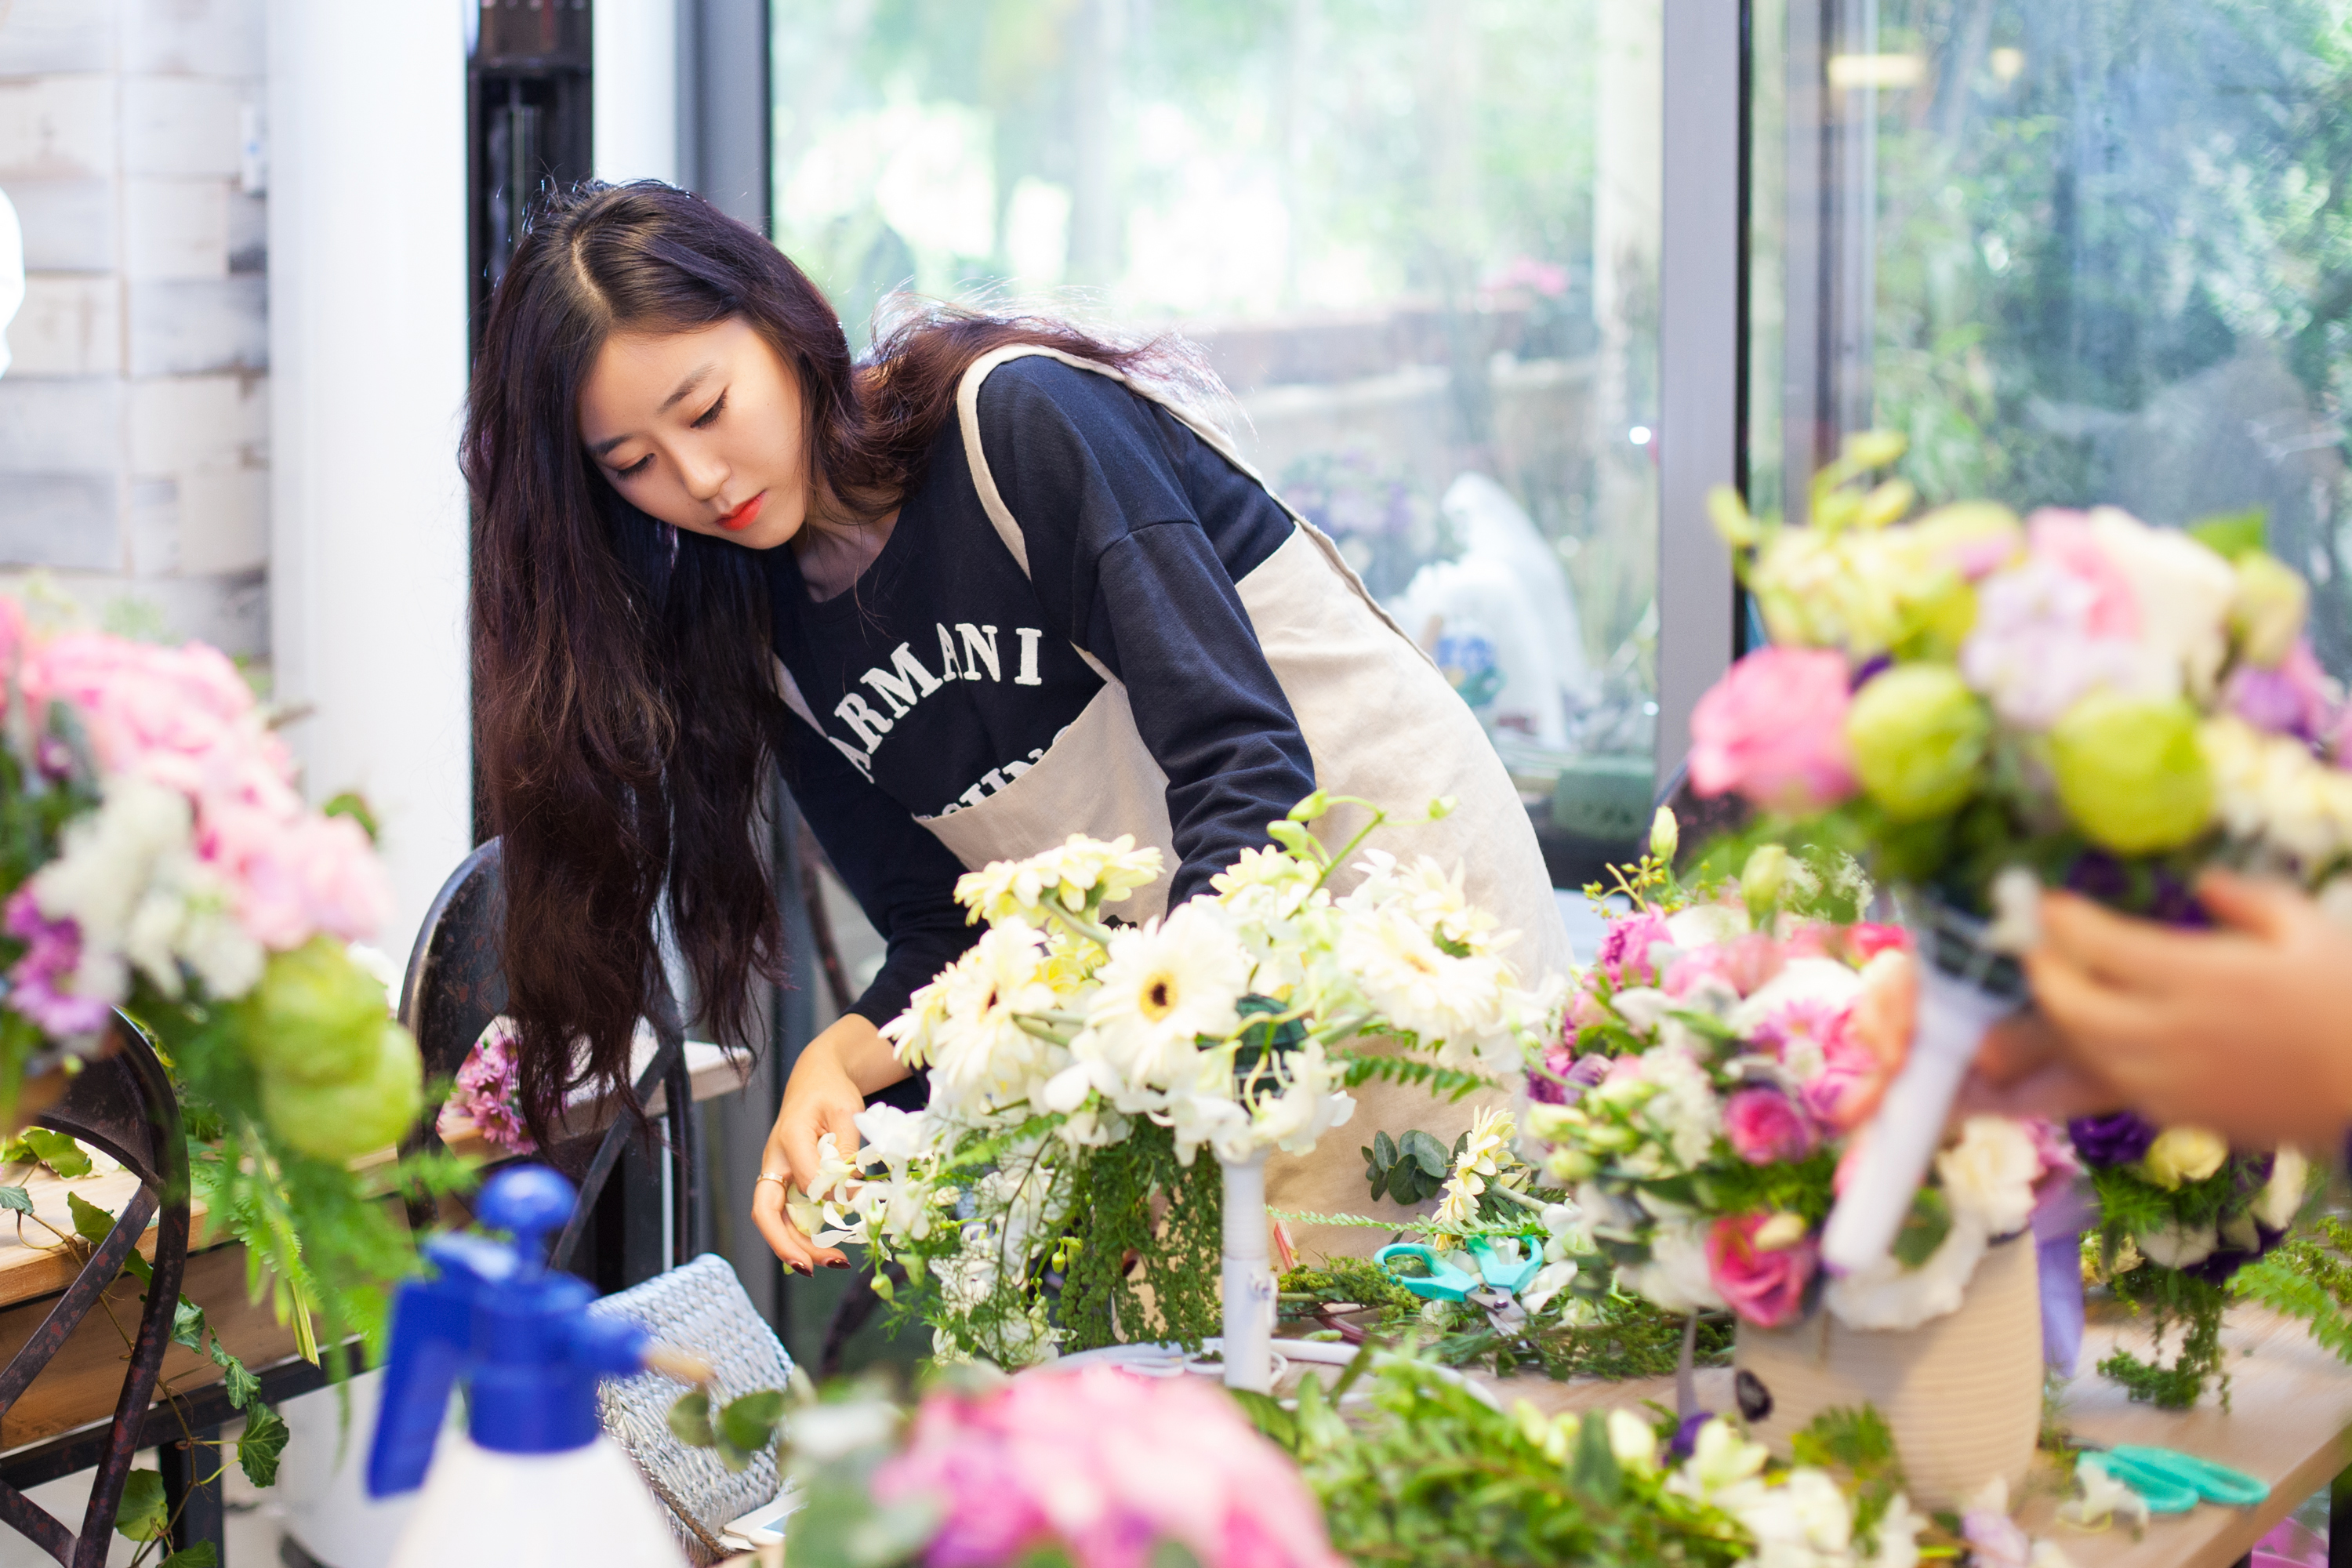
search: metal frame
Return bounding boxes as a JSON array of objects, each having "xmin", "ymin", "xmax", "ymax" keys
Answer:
[
  {"xmin": 0, "ymin": 1025, "xmax": 189, "ymax": 1568},
  {"xmin": 678, "ymin": 0, "xmax": 771, "ymax": 229},
  {"xmin": 1656, "ymin": 0, "xmax": 1751, "ymax": 784}
]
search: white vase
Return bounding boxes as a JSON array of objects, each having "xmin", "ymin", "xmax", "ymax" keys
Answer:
[
  {"xmin": 1219, "ymin": 1151, "xmax": 1276, "ymax": 1392},
  {"xmin": 1733, "ymin": 1234, "xmax": 2043, "ymax": 1512}
]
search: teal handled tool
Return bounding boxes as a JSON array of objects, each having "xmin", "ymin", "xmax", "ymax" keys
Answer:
[
  {"xmin": 2078, "ymin": 1446, "xmax": 2269, "ymax": 1515},
  {"xmin": 1375, "ymin": 1238, "xmax": 1543, "ymax": 1335}
]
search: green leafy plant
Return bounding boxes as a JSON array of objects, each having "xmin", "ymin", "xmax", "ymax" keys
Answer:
[
  {"xmin": 2235, "ymin": 1215, "xmax": 2352, "ymax": 1364},
  {"xmin": 1361, "ymin": 1129, "xmax": 1451, "ymax": 1207},
  {"xmin": 670, "ymin": 1388, "xmax": 789, "ymax": 1473}
]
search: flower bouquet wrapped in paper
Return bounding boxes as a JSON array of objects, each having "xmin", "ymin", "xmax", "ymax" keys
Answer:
[
  {"xmin": 1530, "ymin": 871, "xmax": 2066, "ymax": 1335},
  {"xmin": 804, "ymin": 794, "xmax": 1556, "ymax": 1381},
  {"xmin": 1697, "ymin": 434, "xmax": 2340, "ymax": 1275}
]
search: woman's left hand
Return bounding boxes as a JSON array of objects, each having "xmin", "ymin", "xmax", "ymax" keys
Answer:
[{"xmin": 2007, "ymin": 869, "xmax": 2352, "ymax": 1145}]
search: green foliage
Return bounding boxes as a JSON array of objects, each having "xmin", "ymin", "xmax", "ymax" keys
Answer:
[
  {"xmin": 1362, "ymin": 1129, "xmax": 1451, "ymax": 1207},
  {"xmin": 159, "ymin": 1547, "xmax": 219, "ymax": 1568},
  {"xmin": 2096, "ymin": 1258, "xmax": 2231, "ymax": 1412},
  {"xmin": 1294, "ymin": 1356, "xmax": 1750, "ymax": 1566},
  {"xmin": 237, "ymin": 1405, "xmax": 289, "ymax": 1489},
  {"xmin": 1790, "ymin": 1407, "xmax": 1906, "ymax": 1543},
  {"xmin": 1055, "ymin": 1118, "xmax": 1223, "ymax": 1354},
  {"xmin": 5, "ymin": 1128, "xmax": 91, "ymax": 1179},
  {"xmin": 669, "ymin": 1388, "xmax": 788, "ymax": 1473},
  {"xmin": 1333, "ymin": 1050, "xmax": 1496, "ymax": 1105},
  {"xmin": 114, "ymin": 1469, "xmax": 169, "ymax": 1541},
  {"xmin": 0, "ymin": 1185, "xmax": 31, "ymax": 1215},
  {"xmin": 2236, "ymin": 1216, "xmax": 2352, "ymax": 1365}
]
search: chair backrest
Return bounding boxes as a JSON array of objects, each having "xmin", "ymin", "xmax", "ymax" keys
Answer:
[
  {"xmin": 399, "ymin": 837, "xmax": 700, "ymax": 1278},
  {"xmin": 0, "ymin": 1020, "xmax": 189, "ymax": 1568},
  {"xmin": 397, "ymin": 837, "xmax": 508, "ymax": 1086},
  {"xmin": 587, "ymin": 1253, "xmax": 793, "ymax": 1566}
]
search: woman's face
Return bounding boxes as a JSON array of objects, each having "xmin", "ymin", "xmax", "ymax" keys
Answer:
[{"xmin": 577, "ymin": 316, "xmax": 812, "ymax": 550}]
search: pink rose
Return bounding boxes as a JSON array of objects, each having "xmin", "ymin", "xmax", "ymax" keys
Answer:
[
  {"xmin": 1722, "ymin": 1086, "xmax": 1817, "ymax": 1164},
  {"xmin": 1687, "ymin": 648, "xmax": 1859, "ymax": 811},
  {"xmin": 1593, "ymin": 909, "xmax": 1673, "ymax": 988},
  {"xmin": 1798, "ymin": 1018, "xmax": 1893, "ymax": 1132},
  {"xmin": 1706, "ymin": 1213, "xmax": 1818, "ymax": 1328},
  {"xmin": 1664, "ymin": 933, "xmax": 1786, "ymax": 1000},
  {"xmin": 2028, "ymin": 509, "xmax": 2141, "ymax": 637}
]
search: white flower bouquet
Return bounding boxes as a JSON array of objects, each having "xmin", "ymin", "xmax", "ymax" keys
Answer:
[{"xmin": 797, "ymin": 793, "xmax": 1558, "ymax": 1368}]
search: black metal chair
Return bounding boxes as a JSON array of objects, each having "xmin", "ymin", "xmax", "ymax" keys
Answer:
[
  {"xmin": 0, "ymin": 1018, "xmax": 189, "ymax": 1568},
  {"xmin": 398, "ymin": 838, "xmax": 700, "ymax": 1274}
]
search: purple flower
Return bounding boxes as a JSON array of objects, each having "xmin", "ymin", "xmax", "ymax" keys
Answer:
[
  {"xmin": 2, "ymin": 887, "xmax": 113, "ymax": 1037},
  {"xmin": 452, "ymin": 1020, "xmax": 532, "ymax": 1155},
  {"xmin": 1594, "ymin": 910, "xmax": 1674, "ymax": 989},
  {"xmin": 1667, "ymin": 1411, "xmax": 1715, "ymax": 1463},
  {"xmin": 2067, "ymin": 1111, "xmax": 2158, "ymax": 1169}
]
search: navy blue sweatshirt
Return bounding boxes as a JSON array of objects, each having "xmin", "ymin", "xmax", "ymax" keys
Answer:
[{"xmin": 763, "ymin": 357, "xmax": 1317, "ymax": 1040}]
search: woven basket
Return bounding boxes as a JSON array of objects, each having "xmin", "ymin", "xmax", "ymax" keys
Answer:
[
  {"xmin": 588, "ymin": 1254, "xmax": 794, "ymax": 1566},
  {"xmin": 1733, "ymin": 1233, "xmax": 2042, "ymax": 1511}
]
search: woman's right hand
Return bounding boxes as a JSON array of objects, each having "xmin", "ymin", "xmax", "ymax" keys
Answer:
[{"xmin": 750, "ymin": 1013, "xmax": 909, "ymax": 1275}]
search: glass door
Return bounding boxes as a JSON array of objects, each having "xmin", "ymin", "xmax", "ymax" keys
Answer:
[
  {"xmin": 770, "ymin": 0, "xmax": 1667, "ymax": 890},
  {"xmin": 1752, "ymin": 0, "xmax": 2352, "ymax": 676}
]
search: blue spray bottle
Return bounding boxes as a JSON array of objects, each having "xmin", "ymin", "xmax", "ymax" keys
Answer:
[{"xmin": 366, "ymin": 1166, "xmax": 698, "ymax": 1566}]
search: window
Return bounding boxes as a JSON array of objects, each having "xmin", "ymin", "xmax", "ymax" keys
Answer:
[
  {"xmin": 1752, "ymin": 0, "xmax": 2352, "ymax": 676},
  {"xmin": 771, "ymin": 0, "xmax": 1666, "ymax": 887}
]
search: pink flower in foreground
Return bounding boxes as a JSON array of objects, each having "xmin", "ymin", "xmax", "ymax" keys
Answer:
[
  {"xmin": 202, "ymin": 804, "xmax": 390, "ymax": 949},
  {"xmin": 1722, "ymin": 1086, "xmax": 1817, "ymax": 1165},
  {"xmin": 25, "ymin": 633, "xmax": 267, "ymax": 788},
  {"xmin": 1707, "ymin": 1213, "xmax": 1817, "ymax": 1328},
  {"xmin": 2230, "ymin": 638, "xmax": 2336, "ymax": 739},
  {"xmin": 1842, "ymin": 923, "xmax": 1911, "ymax": 963},
  {"xmin": 3, "ymin": 887, "xmax": 113, "ymax": 1036},
  {"xmin": 874, "ymin": 1368, "xmax": 1345, "ymax": 1568},
  {"xmin": 1592, "ymin": 909, "xmax": 1673, "ymax": 988},
  {"xmin": 1749, "ymin": 996, "xmax": 1845, "ymax": 1065},
  {"xmin": 1687, "ymin": 648, "xmax": 1858, "ymax": 811}
]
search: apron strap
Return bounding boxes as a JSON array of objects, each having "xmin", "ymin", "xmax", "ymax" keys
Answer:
[{"xmin": 950, "ymin": 343, "xmax": 1436, "ymax": 675}]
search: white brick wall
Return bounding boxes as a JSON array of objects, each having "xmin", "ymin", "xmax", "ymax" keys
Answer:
[{"xmin": 0, "ymin": 0, "xmax": 267, "ymax": 655}]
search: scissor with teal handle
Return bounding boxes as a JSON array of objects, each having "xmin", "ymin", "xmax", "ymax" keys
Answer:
[
  {"xmin": 1375, "ymin": 1238, "xmax": 1543, "ymax": 1334},
  {"xmin": 2079, "ymin": 1446, "xmax": 2269, "ymax": 1515}
]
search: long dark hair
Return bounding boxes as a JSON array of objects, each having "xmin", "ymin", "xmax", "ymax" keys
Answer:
[{"xmin": 466, "ymin": 181, "xmax": 1205, "ymax": 1145}]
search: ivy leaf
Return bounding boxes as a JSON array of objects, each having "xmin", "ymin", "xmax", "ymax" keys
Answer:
[
  {"xmin": 209, "ymin": 1337, "xmax": 261, "ymax": 1410},
  {"xmin": 716, "ymin": 1389, "xmax": 787, "ymax": 1457},
  {"xmin": 238, "ymin": 1404, "xmax": 289, "ymax": 1488},
  {"xmin": 19, "ymin": 1129, "xmax": 90, "ymax": 1179},
  {"xmin": 160, "ymin": 1548, "xmax": 220, "ymax": 1568},
  {"xmin": 0, "ymin": 1185, "xmax": 33, "ymax": 1215},
  {"xmin": 114, "ymin": 1469, "xmax": 169, "ymax": 1541},
  {"xmin": 66, "ymin": 1190, "xmax": 114, "ymax": 1246},
  {"xmin": 667, "ymin": 1390, "xmax": 715, "ymax": 1449},
  {"xmin": 171, "ymin": 1297, "xmax": 207, "ymax": 1354}
]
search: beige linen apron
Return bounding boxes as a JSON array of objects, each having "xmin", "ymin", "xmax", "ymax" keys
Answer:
[{"xmin": 777, "ymin": 345, "xmax": 1573, "ymax": 1258}]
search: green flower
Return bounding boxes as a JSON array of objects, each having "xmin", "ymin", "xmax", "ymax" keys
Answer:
[
  {"xmin": 1844, "ymin": 666, "xmax": 1991, "ymax": 822},
  {"xmin": 2049, "ymin": 693, "xmax": 2213, "ymax": 854},
  {"xmin": 261, "ymin": 1022, "xmax": 423, "ymax": 1162},
  {"xmin": 238, "ymin": 937, "xmax": 389, "ymax": 1087}
]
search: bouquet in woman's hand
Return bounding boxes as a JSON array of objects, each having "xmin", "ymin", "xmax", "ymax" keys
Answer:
[
  {"xmin": 1529, "ymin": 855, "xmax": 2068, "ymax": 1333},
  {"xmin": 1696, "ymin": 434, "xmax": 2339, "ymax": 1272}
]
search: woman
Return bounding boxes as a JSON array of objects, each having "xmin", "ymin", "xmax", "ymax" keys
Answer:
[{"xmin": 466, "ymin": 181, "xmax": 1571, "ymax": 1276}]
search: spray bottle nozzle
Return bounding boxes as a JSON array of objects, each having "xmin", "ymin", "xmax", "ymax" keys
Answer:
[
  {"xmin": 366, "ymin": 1166, "xmax": 655, "ymax": 1499},
  {"xmin": 475, "ymin": 1163, "xmax": 574, "ymax": 1271}
]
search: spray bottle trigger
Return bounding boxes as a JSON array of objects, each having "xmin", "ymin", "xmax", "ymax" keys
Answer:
[{"xmin": 365, "ymin": 1272, "xmax": 474, "ymax": 1498}]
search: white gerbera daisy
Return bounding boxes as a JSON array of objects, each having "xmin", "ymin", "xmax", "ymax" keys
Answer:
[
  {"xmin": 1335, "ymin": 905, "xmax": 1509, "ymax": 1051},
  {"xmin": 1434, "ymin": 1105, "xmax": 1516, "ymax": 1228},
  {"xmin": 921, "ymin": 926, "xmax": 1067, "ymax": 1114},
  {"xmin": 1076, "ymin": 901, "xmax": 1250, "ymax": 1095}
]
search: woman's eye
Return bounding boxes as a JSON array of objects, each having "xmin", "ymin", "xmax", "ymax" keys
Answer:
[
  {"xmin": 616, "ymin": 454, "xmax": 652, "ymax": 479},
  {"xmin": 691, "ymin": 392, "xmax": 727, "ymax": 429}
]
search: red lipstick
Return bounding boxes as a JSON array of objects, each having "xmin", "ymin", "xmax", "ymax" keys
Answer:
[{"xmin": 720, "ymin": 492, "xmax": 766, "ymax": 532}]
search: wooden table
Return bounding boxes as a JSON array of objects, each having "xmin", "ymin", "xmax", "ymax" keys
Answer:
[{"xmin": 1486, "ymin": 1305, "xmax": 2352, "ymax": 1568}]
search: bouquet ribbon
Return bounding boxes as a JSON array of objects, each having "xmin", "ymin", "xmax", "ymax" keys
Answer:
[
  {"xmin": 2032, "ymin": 1180, "xmax": 2096, "ymax": 1376},
  {"xmin": 1821, "ymin": 964, "xmax": 2019, "ymax": 1273}
]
